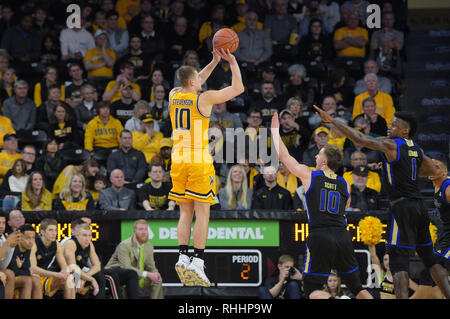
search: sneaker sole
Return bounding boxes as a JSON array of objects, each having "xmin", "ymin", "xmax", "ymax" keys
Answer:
[
  {"xmin": 175, "ymin": 263, "xmax": 197, "ymax": 286},
  {"xmin": 185, "ymin": 268, "xmax": 211, "ymax": 287}
]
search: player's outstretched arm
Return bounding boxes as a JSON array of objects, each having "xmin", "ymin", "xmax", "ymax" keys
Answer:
[
  {"xmin": 198, "ymin": 50, "xmax": 221, "ymax": 85},
  {"xmin": 313, "ymin": 105, "xmax": 397, "ymax": 159},
  {"xmin": 270, "ymin": 113, "xmax": 312, "ymax": 187}
]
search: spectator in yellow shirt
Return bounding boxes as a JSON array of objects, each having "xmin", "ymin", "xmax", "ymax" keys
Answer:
[
  {"xmin": 333, "ymin": 11, "xmax": 368, "ymax": 59},
  {"xmin": 84, "ymin": 101, "xmax": 124, "ymax": 155},
  {"xmin": 198, "ymin": 4, "xmax": 227, "ymax": 48},
  {"xmin": 21, "ymin": 171, "xmax": 53, "ymax": 211},
  {"xmin": 83, "ymin": 29, "xmax": 117, "ymax": 91},
  {"xmin": 352, "ymin": 73, "xmax": 395, "ymax": 126},
  {"xmin": 115, "ymin": 0, "xmax": 141, "ymax": 23},
  {"xmin": 132, "ymin": 113, "xmax": 163, "ymax": 163},
  {"xmin": 0, "ymin": 133, "xmax": 21, "ymax": 183},
  {"xmin": 0, "ymin": 115, "xmax": 15, "ymax": 148},
  {"xmin": 102, "ymin": 61, "xmax": 141, "ymax": 103}
]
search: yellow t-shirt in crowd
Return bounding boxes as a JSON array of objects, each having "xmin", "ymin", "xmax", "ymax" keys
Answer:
[
  {"xmin": 334, "ymin": 26, "xmax": 369, "ymax": 58},
  {"xmin": 83, "ymin": 47, "xmax": 116, "ymax": 78},
  {"xmin": 353, "ymin": 90, "xmax": 396, "ymax": 126},
  {"xmin": 0, "ymin": 152, "xmax": 21, "ymax": 183}
]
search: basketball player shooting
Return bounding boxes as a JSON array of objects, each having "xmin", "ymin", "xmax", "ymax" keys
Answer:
[
  {"xmin": 313, "ymin": 105, "xmax": 450, "ymax": 299},
  {"xmin": 169, "ymin": 46, "xmax": 244, "ymax": 287}
]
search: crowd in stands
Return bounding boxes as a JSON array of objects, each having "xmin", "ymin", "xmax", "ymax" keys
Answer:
[{"xmin": 0, "ymin": 0, "xmax": 409, "ymax": 214}]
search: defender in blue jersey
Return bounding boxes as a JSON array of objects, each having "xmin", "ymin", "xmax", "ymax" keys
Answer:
[
  {"xmin": 314, "ymin": 106, "xmax": 450, "ymax": 299},
  {"xmin": 271, "ymin": 113, "xmax": 373, "ymax": 299}
]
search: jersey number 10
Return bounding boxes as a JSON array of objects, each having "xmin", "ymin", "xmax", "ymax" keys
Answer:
[
  {"xmin": 319, "ymin": 189, "xmax": 340, "ymax": 214},
  {"xmin": 174, "ymin": 108, "xmax": 191, "ymax": 130}
]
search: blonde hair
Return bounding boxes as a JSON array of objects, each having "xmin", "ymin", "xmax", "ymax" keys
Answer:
[
  {"xmin": 224, "ymin": 165, "xmax": 249, "ymax": 209},
  {"xmin": 176, "ymin": 65, "xmax": 197, "ymax": 87},
  {"xmin": 133, "ymin": 100, "xmax": 150, "ymax": 118},
  {"xmin": 59, "ymin": 173, "xmax": 88, "ymax": 202}
]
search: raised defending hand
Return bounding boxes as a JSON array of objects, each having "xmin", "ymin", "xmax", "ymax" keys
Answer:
[
  {"xmin": 271, "ymin": 112, "xmax": 280, "ymax": 130},
  {"xmin": 313, "ymin": 105, "xmax": 334, "ymax": 123}
]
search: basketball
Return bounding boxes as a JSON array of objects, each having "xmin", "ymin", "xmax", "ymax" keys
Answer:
[{"xmin": 213, "ymin": 28, "xmax": 239, "ymax": 53}]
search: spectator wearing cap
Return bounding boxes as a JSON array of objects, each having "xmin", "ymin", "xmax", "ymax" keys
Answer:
[
  {"xmin": 105, "ymin": 11, "xmax": 129, "ymax": 58},
  {"xmin": 352, "ymin": 73, "xmax": 395, "ymax": 126},
  {"xmin": 333, "ymin": 11, "xmax": 368, "ymax": 60},
  {"xmin": 74, "ymin": 84, "xmax": 99, "ymax": 131},
  {"xmin": 84, "ymin": 101, "xmax": 124, "ymax": 154},
  {"xmin": 0, "ymin": 115, "xmax": 15, "ymax": 149},
  {"xmin": 0, "ymin": 134, "xmax": 21, "ymax": 184},
  {"xmin": 349, "ymin": 165, "xmax": 381, "ymax": 212},
  {"xmin": 59, "ymin": 17, "xmax": 95, "ymax": 62},
  {"xmin": 107, "ymin": 129, "xmax": 147, "ymax": 185},
  {"xmin": 103, "ymin": 61, "xmax": 141, "ymax": 103},
  {"xmin": 111, "ymin": 81, "xmax": 138, "ymax": 126},
  {"xmin": 132, "ymin": 113, "xmax": 163, "ymax": 163},
  {"xmin": 83, "ymin": 29, "xmax": 117, "ymax": 91},
  {"xmin": 157, "ymin": 137, "xmax": 173, "ymax": 182},
  {"xmin": 343, "ymin": 150, "xmax": 382, "ymax": 193},
  {"xmin": 3, "ymin": 80, "xmax": 36, "ymax": 132},
  {"xmin": 234, "ymin": 11, "xmax": 272, "ymax": 71},
  {"xmin": 302, "ymin": 126, "xmax": 329, "ymax": 167}
]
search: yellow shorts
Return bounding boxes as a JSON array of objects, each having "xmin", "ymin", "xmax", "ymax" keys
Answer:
[
  {"xmin": 40, "ymin": 276, "xmax": 60, "ymax": 297},
  {"xmin": 168, "ymin": 160, "xmax": 216, "ymax": 204}
]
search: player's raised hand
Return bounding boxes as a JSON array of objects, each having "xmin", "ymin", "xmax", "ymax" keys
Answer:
[
  {"xmin": 215, "ymin": 48, "xmax": 236, "ymax": 64},
  {"xmin": 313, "ymin": 105, "xmax": 334, "ymax": 123},
  {"xmin": 271, "ymin": 112, "xmax": 280, "ymax": 130},
  {"xmin": 211, "ymin": 49, "xmax": 221, "ymax": 64}
]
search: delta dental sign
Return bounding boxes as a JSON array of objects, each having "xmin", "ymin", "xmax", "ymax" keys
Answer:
[{"xmin": 121, "ymin": 220, "xmax": 279, "ymax": 247}]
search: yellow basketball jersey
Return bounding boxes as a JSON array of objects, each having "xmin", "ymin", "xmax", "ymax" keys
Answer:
[{"xmin": 170, "ymin": 91, "xmax": 211, "ymax": 164}]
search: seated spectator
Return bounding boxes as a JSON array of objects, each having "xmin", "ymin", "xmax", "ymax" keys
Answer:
[
  {"xmin": 59, "ymin": 19, "xmax": 95, "ymax": 62},
  {"xmin": 105, "ymin": 11, "xmax": 129, "ymax": 58},
  {"xmin": 252, "ymin": 165, "xmax": 293, "ymax": 210},
  {"xmin": 139, "ymin": 14, "xmax": 166, "ymax": 64},
  {"xmin": 149, "ymin": 84, "xmax": 169, "ymax": 134},
  {"xmin": 6, "ymin": 209, "xmax": 26, "ymax": 234},
  {"xmin": 254, "ymin": 64, "xmax": 283, "ymax": 98},
  {"xmin": 234, "ymin": 11, "xmax": 272, "ymax": 73},
  {"xmin": 53, "ymin": 173, "xmax": 96, "ymax": 211},
  {"xmin": 210, "ymin": 102, "xmax": 243, "ymax": 131},
  {"xmin": 125, "ymin": 100, "xmax": 151, "ymax": 133},
  {"xmin": 21, "ymin": 171, "xmax": 53, "ymax": 211},
  {"xmin": 309, "ymin": 96, "xmax": 351, "ymax": 130},
  {"xmin": 310, "ymin": 272, "xmax": 347, "ymax": 299},
  {"xmin": 132, "ymin": 113, "xmax": 163, "ymax": 163},
  {"xmin": 103, "ymin": 61, "xmax": 141, "ymax": 103},
  {"xmin": 3, "ymin": 81, "xmax": 36, "ymax": 132},
  {"xmin": 89, "ymin": 174, "xmax": 108, "ymax": 208},
  {"xmin": 354, "ymin": 97, "xmax": 388, "ymax": 137},
  {"xmin": 0, "ymin": 67, "xmax": 16, "ymax": 111},
  {"xmin": 107, "ymin": 130, "xmax": 147, "ymax": 184},
  {"xmin": 7, "ymin": 224, "xmax": 42, "ymax": 299},
  {"xmin": 258, "ymin": 254, "xmax": 302, "ymax": 299},
  {"xmin": 16, "ymin": 145, "xmax": 37, "ymax": 175},
  {"xmin": 64, "ymin": 62, "xmax": 90, "ymax": 101},
  {"xmin": 37, "ymin": 34, "xmax": 60, "ymax": 74},
  {"xmin": 244, "ymin": 108, "xmax": 272, "ymax": 163},
  {"xmin": 349, "ymin": 165, "xmax": 381, "ymax": 212},
  {"xmin": 138, "ymin": 163, "xmax": 175, "ymax": 211},
  {"xmin": 322, "ymin": 68, "xmax": 355, "ymax": 111},
  {"xmin": 237, "ymin": 157, "xmax": 260, "ymax": 191},
  {"xmin": 342, "ymin": 150, "xmax": 382, "ymax": 192},
  {"xmin": 319, "ymin": 0, "xmax": 341, "ymax": 30},
  {"xmin": 277, "ymin": 161, "xmax": 300, "ymax": 197},
  {"xmin": 298, "ymin": 18, "xmax": 333, "ymax": 69},
  {"xmin": 34, "ymin": 139, "xmax": 66, "ymax": 190},
  {"xmin": 250, "ymin": 82, "xmax": 284, "ymax": 126},
  {"xmin": 369, "ymin": 11, "xmax": 404, "ymax": 77},
  {"xmin": 327, "ymin": 118, "xmax": 349, "ymax": 151},
  {"xmin": 302, "ymin": 126, "xmax": 329, "ymax": 167},
  {"xmin": 150, "ymin": 137, "xmax": 172, "ymax": 183},
  {"xmin": 99, "ymin": 0, "xmax": 128, "ymax": 30},
  {"xmin": 111, "ymin": 82, "xmax": 138, "ymax": 126},
  {"xmin": 143, "ymin": 69, "xmax": 170, "ymax": 103},
  {"xmin": 0, "ymin": 114, "xmax": 15, "ymax": 149},
  {"xmin": 284, "ymin": 64, "xmax": 316, "ymax": 108},
  {"xmin": 127, "ymin": 0, "xmax": 153, "ymax": 35},
  {"xmin": 264, "ymin": 0, "xmax": 298, "ymax": 50},
  {"xmin": 232, "ymin": 2, "xmax": 264, "ymax": 33},
  {"xmin": 218, "ymin": 164, "xmax": 253, "ymax": 210},
  {"xmin": 299, "ymin": 1, "xmax": 333, "ymax": 36},
  {"xmin": 34, "ymin": 66, "xmax": 66, "ymax": 108},
  {"xmin": 198, "ymin": 4, "xmax": 227, "ymax": 48},
  {"xmin": 333, "ymin": 11, "xmax": 368, "ymax": 61},
  {"xmin": 353, "ymin": 59, "xmax": 393, "ymax": 96},
  {"xmin": 165, "ymin": 16, "xmax": 197, "ymax": 63},
  {"xmin": 173, "ymin": 50, "xmax": 207, "ymax": 91},
  {"xmin": 99, "ymin": 169, "xmax": 136, "ymax": 210},
  {"xmin": 90, "ymin": 10, "xmax": 107, "ymax": 35},
  {"xmin": 341, "ymin": 0, "xmax": 370, "ymax": 26},
  {"xmin": 119, "ymin": 35, "xmax": 153, "ymax": 82},
  {"xmin": 0, "ymin": 134, "xmax": 21, "ymax": 184},
  {"xmin": 352, "ymin": 73, "xmax": 396, "ymax": 126},
  {"xmin": 279, "ymin": 109, "xmax": 310, "ymax": 159},
  {"xmin": 83, "ymin": 29, "xmax": 117, "ymax": 93},
  {"xmin": 84, "ymin": 101, "xmax": 124, "ymax": 154},
  {"xmin": 1, "ymin": 159, "xmax": 28, "ymax": 212},
  {"xmin": 36, "ymin": 85, "xmax": 63, "ymax": 130},
  {"xmin": 47, "ymin": 102, "xmax": 82, "ymax": 149},
  {"xmin": 0, "ymin": 14, "xmax": 41, "ymax": 75},
  {"xmin": 74, "ymin": 84, "xmax": 98, "ymax": 131}
]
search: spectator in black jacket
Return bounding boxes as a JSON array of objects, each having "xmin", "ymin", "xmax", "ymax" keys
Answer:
[
  {"xmin": 349, "ymin": 165, "xmax": 380, "ymax": 212},
  {"xmin": 34, "ymin": 139, "xmax": 66, "ymax": 190},
  {"xmin": 106, "ymin": 130, "xmax": 147, "ymax": 185},
  {"xmin": 74, "ymin": 83, "xmax": 98, "ymax": 131},
  {"xmin": 252, "ymin": 165, "xmax": 293, "ymax": 210}
]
